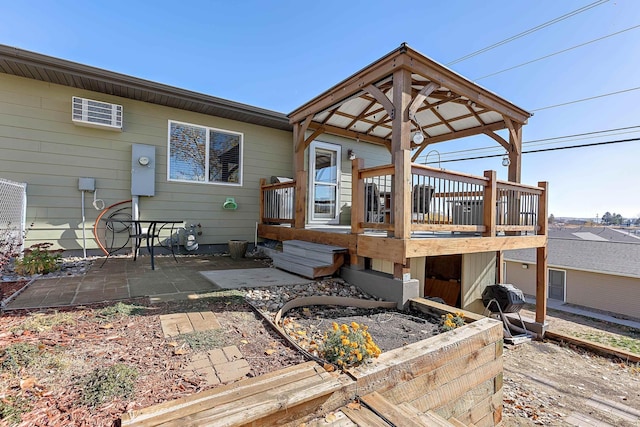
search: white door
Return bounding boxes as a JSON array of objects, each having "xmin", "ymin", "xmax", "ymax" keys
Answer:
[{"xmin": 309, "ymin": 141, "xmax": 341, "ymax": 223}]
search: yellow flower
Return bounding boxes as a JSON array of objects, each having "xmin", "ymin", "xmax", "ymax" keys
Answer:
[
  {"xmin": 350, "ymin": 322, "xmax": 360, "ymax": 330},
  {"xmin": 332, "ymin": 322, "xmax": 339, "ymax": 331},
  {"xmin": 340, "ymin": 324, "xmax": 349, "ymax": 333}
]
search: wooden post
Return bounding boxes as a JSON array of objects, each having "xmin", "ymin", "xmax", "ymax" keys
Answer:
[
  {"xmin": 495, "ymin": 251, "xmax": 503, "ymax": 283},
  {"xmin": 537, "ymin": 181, "xmax": 548, "ymax": 236},
  {"xmin": 507, "ymin": 123, "xmax": 522, "ymax": 183},
  {"xmin": 394, "ymin": 259, "xmax": 410, "ymax": 281},
  {"xmin": 294, "ymin": 170, "xmax": 307, "ymax": 229},
  {"xmin": 259, "ymin": 178, "xmax": 266, "ymax": 225},
  {"xmin": 535, "ymin": 181, "xmax": 548, "ymax": 325},
  {"xmin": 536, "ymin": 246, "xmax": 548, "ymax": 324},
  {"xmin": 390, "ymin": 69, "xmax": 413, "ymax": 158},
  {"xmin": 351, "ymin": 158, "xmax": 364, "ymax": 235},
  {"xmin": 482, "ymin": 170, "xmax": 497, "ymax": 237},
  {"xmin": 389, "ymin": 68, "xmax": 412, "ymax": 239},
  {"xmin": 394, "ymin": 150, "xmax": 412, "ymax": 239}
]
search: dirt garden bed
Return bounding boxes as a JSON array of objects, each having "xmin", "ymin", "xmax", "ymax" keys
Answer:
[{"xmin": 1, "ymin": 259, "xmax": 638, "ymax": 426}]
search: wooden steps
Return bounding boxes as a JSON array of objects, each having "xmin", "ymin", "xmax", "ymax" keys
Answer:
[
  {"xmin": 271, "ymin": 240, "xmax": 347, "ymax": 279},
  {"xmin": 121, "ymin": 361, "xmax": 341, "ymax": 427}
]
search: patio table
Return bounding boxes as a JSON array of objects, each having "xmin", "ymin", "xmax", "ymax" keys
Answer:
[{"xmin": 101, "ymin": 219, "xmax": 183, "ymax": 270}]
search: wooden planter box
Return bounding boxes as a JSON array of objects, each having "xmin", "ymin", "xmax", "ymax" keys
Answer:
[{"xmin": 121, "ymin": 298, "xmax": 503, "ymax": 426}]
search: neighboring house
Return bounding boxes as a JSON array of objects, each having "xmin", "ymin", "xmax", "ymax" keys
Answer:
[
  {"xmin": 1, "ymin": 43, "xmax": 551, "ymax": 325},
  {"xmin": 504, "ymin": 227, "xmax": 640, "ymax": 319}
]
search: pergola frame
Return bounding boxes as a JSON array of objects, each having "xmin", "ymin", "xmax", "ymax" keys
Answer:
[{"xmin": 286, "ymin": 43, "xmax": 547, "ymax": 325}]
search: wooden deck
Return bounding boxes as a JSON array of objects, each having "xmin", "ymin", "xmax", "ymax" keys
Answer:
[{"xmin": 259, "ymin": 223, "xmax": 546, "ymax": 263}]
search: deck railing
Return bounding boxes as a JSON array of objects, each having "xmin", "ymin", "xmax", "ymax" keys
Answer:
[
  {"xmin": 259, "ymin": 179, "xmax": 296, "ymax": 225},
  {"xmin": 410, "ymin": 164, "xmax": 489, "ymax": 233},
  {"xmin": 496, "ymin": 180, "xmax": 543, "ymax": 233},
  {"xmin": 358, "ymin": 164, "xmax": 395, "ymax": 231},
  {"xmin": 259, "ymin": 163, "xmax": 545, "ymax": 237}
]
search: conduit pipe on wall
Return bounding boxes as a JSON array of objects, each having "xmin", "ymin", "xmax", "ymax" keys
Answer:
[
  {"xmin": 131, "ymin": 195, "xmax": 139, "ymax": 255},
  {"xmin": 81, "ymin": 190, "xmax": 87, "ymax": 258}
]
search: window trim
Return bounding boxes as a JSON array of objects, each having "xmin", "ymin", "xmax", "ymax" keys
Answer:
[{"xmin": 167, "ymin": 119, "xmax": 243, "ymax": 186}]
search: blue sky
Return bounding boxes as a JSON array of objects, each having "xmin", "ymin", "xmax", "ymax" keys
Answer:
[{"xmin": 2, "ymin": 0, "xmax": 639, "ymax": 219}]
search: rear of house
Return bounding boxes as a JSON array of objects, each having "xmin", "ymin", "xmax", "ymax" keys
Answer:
[
  {"xmin": 1, "ymin": 44, "xmax": 551, "ymax": 331},
  {"xmin": 0, "ymin": 45, "xmax": 293, "ymax": 253}
]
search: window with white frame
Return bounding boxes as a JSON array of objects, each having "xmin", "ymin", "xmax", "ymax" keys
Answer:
[{"xmin": 168, "ymin": 120, "xmax": 243, "ymax": 185}]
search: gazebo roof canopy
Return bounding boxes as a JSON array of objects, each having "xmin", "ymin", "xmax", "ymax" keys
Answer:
[{"xmin": 289, "ymin": 43, "xmax": 532, "ymax": 151}]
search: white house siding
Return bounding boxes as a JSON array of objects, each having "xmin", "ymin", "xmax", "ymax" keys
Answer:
[{"xmin": 0, "ymin": 73, "xmax": 293, "ymax": 251}]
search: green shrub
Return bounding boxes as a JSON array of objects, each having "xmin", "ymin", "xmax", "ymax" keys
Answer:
[
  {"xmin": 80, "ymin": 363, "xmax": 139, "ymax": 407},
  {"xmin": 13, "ymin": 243, "xmax": 62, "ymax": 275}
]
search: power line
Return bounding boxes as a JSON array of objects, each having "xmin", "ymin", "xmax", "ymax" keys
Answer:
[
  {"xmin": 531, "ymin": 86, "xmax": 640, "ymax": 112},
  {"xmin": 446, "ymin": 0, "xmax": 609, "ymax": 66},
  {"xmin": 424, "ymin": 137, "xmax": 640, "ymax": 164},
  {"xmin": 426, "ymin": 125, "xmax": 640, "ymax": 160},
  {"xmin": 474, "ymin": 23, "xmax": 640, "ymax": 81}
]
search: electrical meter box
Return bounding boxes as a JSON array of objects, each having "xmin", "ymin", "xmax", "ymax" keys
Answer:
[{"xmin": 131, "ymin": 144, "xmax": 155, "ymax": 196}]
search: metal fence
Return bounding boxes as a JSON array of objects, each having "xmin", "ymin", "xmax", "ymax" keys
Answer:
[{"xmin": 0, "ymin": 177, "xmax": 27, "ymax": 254}]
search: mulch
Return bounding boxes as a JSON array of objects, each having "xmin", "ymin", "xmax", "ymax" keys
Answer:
[{"xmin": 0, "ymin": 280, "xmax": 28, "ymax": 303}]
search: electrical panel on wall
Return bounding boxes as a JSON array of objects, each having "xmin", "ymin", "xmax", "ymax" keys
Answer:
[{"xmin": 131, "ymin": 144, "xmax": 155, "ymax": 196}]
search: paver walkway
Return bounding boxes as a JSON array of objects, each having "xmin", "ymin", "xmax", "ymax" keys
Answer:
[
  {"xmin": 159, "ymin": 310, "xmax": 251, "ymax": 385},
  {"xmin": 3, "ymin": 255, "xmax": 265, "ymax": 310},
  {"xmin": 160, "ymin": 311, "xmax": 222, "ymax": 337}
]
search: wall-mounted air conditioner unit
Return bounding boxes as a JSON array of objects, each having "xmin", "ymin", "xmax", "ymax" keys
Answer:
[{"xmin": 72, "ymin": 96, "xmax": 123, "ymax": 131}]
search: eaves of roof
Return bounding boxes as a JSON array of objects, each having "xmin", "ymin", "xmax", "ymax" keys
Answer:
[{"xmin": 0, "ymin": 44, "xmax": 291, "ymax": 132}]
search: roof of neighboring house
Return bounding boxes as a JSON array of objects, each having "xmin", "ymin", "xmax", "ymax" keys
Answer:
[
  {"xmin": 548, "ymin": 226, "xmax": 640, "ymax": 244},
  {"xmin": 0, "ymin": 44, "xmax": 291, "ymax": 132},
  {"xmin": 505, "ymin": 238, "xmax": 640, "ymax": 278}
]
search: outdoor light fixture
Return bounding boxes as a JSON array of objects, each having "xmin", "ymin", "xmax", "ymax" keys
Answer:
[
  {"xmin": 411, "ymin": 113, "xmax": 425, "ymax": 145},
  {"xmin": 347, "ymin": 149, "xmax": 356, "ymax": 160},
  {"xmin": 502, "ymin": 153, "xmax": 511, "ymax": 167},
  {"xmin": 412, "ymin": 131, "xmax": 425, "ymax": 144},
  {"xmin": 522, "ymin": 264, "xmax": 528, "ymax": 269}
]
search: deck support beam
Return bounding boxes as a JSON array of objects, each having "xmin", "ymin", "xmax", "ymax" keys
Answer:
[
  {"xmin": 535, "ymin": 181, "xmax": 549, "ymax": 325},
  {"xmin": 536, "ymin": 246, "xmax": 548, "ymax": 325}
]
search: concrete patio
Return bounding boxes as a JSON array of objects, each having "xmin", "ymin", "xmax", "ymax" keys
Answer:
[{"xmin": 3, "ymin": 254, "xmax": 270, "ymax": 310}]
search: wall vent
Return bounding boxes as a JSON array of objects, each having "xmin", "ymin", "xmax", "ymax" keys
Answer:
[{"xmin": 72, "ymin": 96, "xmax": 123, "ymax": 131}]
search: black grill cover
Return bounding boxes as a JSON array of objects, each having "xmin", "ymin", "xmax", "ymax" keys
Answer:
[{"xmin": 482, "ymin": 284, "xmax": 526, "ymax": 313}]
